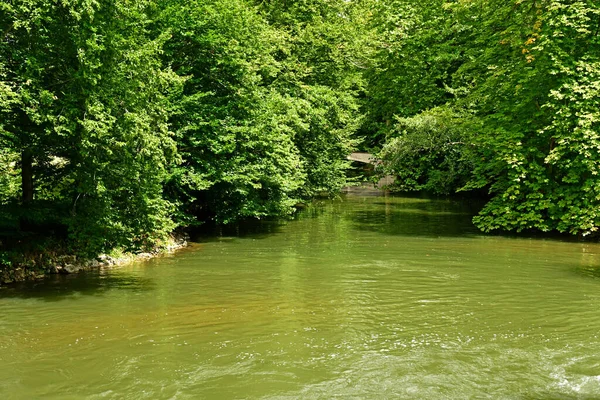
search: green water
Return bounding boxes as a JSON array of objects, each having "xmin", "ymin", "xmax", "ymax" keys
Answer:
[{"xmin": 2, "ymin": 194, "xmax": 600, "ymax": 399}]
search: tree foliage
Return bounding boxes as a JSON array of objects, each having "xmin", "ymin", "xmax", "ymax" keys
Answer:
[
  {"xmin": 159, "ymin": 0, "xmax": 361, "ymax": 223},
  {"xmin": 379, "ymin": 107, "xmax": 479, "ymax": 195},
  {"xmin": 372, "ymin": 0, "xmax": 600, "ymax": 236},
  {"xmin": 1, "ymin": 0, "xmax": 182, "ymax": 254},
  {"xmin": 0, "ymin": 0, "xmax": 362, "ymax": 258},
  {"xmin": 2, "ymin": 0, "xmax": 599, "ymax": 262}
]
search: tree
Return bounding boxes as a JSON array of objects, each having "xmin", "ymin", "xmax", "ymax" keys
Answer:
[
  {"xmin": 161, "ymin": 0, "xmax": 307, "ymax": 223},
  {"xmin": 0, "ymin": 0, "xmax": 182, "ymax": 254},
  {"xmin": 470, "ymin": 0, "xmax": 600, "ymax": 235},
  {"xmin": 256, "ymin": 0, "xmax": 365, "ymax": 195},
  {"xmin": 375, "ymin": 0, "xmax": 600, "ymax": 235},
  {"xmin": 359, "ymin": 0, "xmax": 464, "ymax": 148},
  {"xmin": 162, "ymin": 0, "xmax": 363, "ymax": 223},
  {"xmin": 379, "ymin": 107, "xmax": 479, "ymax": 195}
]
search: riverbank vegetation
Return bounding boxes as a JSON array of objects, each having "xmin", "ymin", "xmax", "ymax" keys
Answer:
[
  {"xmin": 0, "ymin": 0, "xmax": 364, "ymax": 269},
  {"xmin": 370, "ymin": 0, "xmax": 600, "ymax": 236},
  {"xmin": 1, "ymin": 0, "xmax": 599, "ymax": 275}
]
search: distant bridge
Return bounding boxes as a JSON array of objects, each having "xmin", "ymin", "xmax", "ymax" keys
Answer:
[
  {"xmin": 346, "ymin": 152, "xmax": 394, "ymax": 189},
  {"xmin": 347, "ymin": 152, "xmax": 378, "ymax": 165}
]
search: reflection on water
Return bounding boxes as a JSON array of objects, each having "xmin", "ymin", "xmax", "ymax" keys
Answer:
[
  {"xmin": 0, "ymin": 271, "xmax": 155, "ymax": 301},
  {"xmin": 350, "ymin": 197, "xmax": 480, "ymax": 237},
  {"xmin": 1, "ymin": 193, "xmax": 600, "ymax": 399}
]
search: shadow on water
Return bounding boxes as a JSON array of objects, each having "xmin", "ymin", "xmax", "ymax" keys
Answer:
[
  {"xmin": 348, "ymin": 194, "xmax": 597, "ymax": 244},
  {"xmin": 0, "ymin": 271, "xmax": 154, "ymax": 301},
  {"xmin": 190, "ymin": 193, "xmax": 486, "ymax": 241},
  {"xmin": 575, "ymin": 265, "xmax": 600, "ymax": 280},
  {"xmin": 187, "ymin": 201, "xmax": 339, "ymax": 242},
  {"xmin": 347, "ymin": 197, "xmax": 482, "ymax": 238},
  {"xmin": 189, "ymin": 219, "xmax": 289, "ymax": 243}
]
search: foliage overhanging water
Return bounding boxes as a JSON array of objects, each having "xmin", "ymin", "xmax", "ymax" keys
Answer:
[{"xmin": 2, "ymin": 193, "xmax": 600, "ymax": 399}]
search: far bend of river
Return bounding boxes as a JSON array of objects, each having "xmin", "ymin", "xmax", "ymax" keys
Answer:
[{"xmin": 3, "ymin": 193, "xmax": 600, "ymax": 399}]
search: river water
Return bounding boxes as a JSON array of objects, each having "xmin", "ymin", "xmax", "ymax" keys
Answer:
[{"xmin": 2, "ymin": 193, "xmax": 600, "ymax": 399}]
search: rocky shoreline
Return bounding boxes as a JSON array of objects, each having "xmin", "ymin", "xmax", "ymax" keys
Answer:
[{"xmin": 0, "ymin": 234, "xmax": 188, "ymax": 285}]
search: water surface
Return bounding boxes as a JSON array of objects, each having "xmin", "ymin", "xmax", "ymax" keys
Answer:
[{"xmin": 2, "ymin": 194, "xmax": 600, "ymax": 399}]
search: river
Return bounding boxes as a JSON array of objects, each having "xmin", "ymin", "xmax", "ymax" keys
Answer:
[{"xmin": 1, "ymin": 193, "xmax": 600, "ymax": 399}]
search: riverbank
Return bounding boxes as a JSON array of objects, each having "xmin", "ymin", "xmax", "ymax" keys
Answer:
[{"xmin": 0, "ymin": 233, "xmax": 188, "ymax": 285}]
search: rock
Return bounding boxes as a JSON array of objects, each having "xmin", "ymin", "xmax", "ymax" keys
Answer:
[
  {"xmin": 81, "ymin": 259, "xmax": 99, "ymax": 268},
  {"xmin": 58, "ymin": 255, "xmax": 77, "ymax": 265},
  {"xmin": 63, "ymin": 264, "xmax": 82, "ymax": 274},
  {"xmin": 13, "ymin": 268, "xmax": 25, "ymax": 281},
  {"xmin": 98, "ymin": 255, "xmax": 117, "ymax": 266}
]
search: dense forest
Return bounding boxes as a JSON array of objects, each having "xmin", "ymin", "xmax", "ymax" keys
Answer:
[{"xmin": 1, "ymin": 0, "xmax": 599, "ymax": 266}]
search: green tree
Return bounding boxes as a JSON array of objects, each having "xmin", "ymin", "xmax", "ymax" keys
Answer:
[
  {"xmin": 379, "ymin": 107, "xmax": 479, "ymax": 195},
  {"xmin": 162, "ymin": 0, "xmax": 363, "ymax": 223},
  {"xmin": 470, "ymin": 0, "xmax": 600, "ymax": 235},
  {"xmin": 359, "ymin": 0, "xmax": 464, "ymax": 148},
  {"xmin": 256, "ymin": 0, "xmax": 365, "ymax": 195},
  {"xmin": 162, "ymin": 0, "xmax": 306, "ymax": 223},
  {"xmin": 0, "ymin": 0, "xmax": 182, "ymax": 254},
  {"xmin": 374, "ymin": 0, "xmax": 600, "ymax": 235}
]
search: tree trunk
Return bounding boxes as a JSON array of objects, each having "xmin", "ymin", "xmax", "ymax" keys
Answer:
[{"xmin": 21, "ymin": 149, "xmax": 33, "ymax": 204}]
